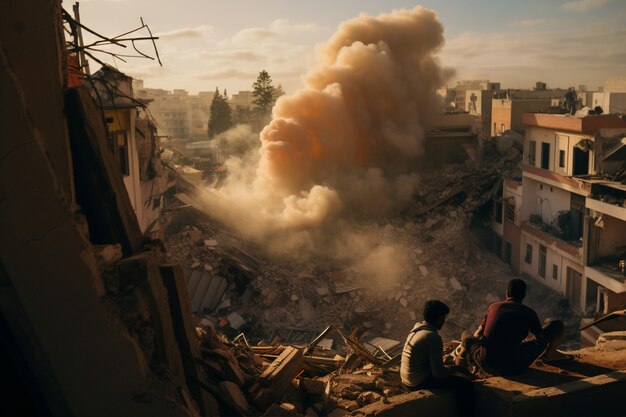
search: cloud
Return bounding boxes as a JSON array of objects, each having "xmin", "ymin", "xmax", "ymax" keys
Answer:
[
  {"xmin": 200, "ymin": 50, "xmax": 265, "ymax": 62},
  {"xmin": 512, "ymin": 18, "xmax": 558, "ymax": 28},
  {"xmin": 440, "ymin": 23, "xmax": 626, "ymax": 88},
  {"xmin": 157, "ymin": 25, "xmax": 210, "ymax": 41},
  {"xmin": 196, "ymin": 68, "xmax": 257, "ymax": 80},
  {"xmin": 229, "ymin": 19, "xmax": 326, "ymax": 45},
  {"xmin": 561, "ymin": 0, "xmax": 611, "ymax": 12}
]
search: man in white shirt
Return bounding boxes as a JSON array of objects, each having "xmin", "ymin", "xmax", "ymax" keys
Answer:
[{"xmin": 401, "ymin": 299, "xmax": 474, "ymax": 417}]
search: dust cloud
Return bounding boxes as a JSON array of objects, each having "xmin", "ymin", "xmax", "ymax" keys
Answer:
[{"xmin": 198, "ymin": 6, "xmax": 450, "ymax": 282}]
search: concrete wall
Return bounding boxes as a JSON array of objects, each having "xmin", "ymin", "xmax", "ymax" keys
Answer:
[
  {"xmin": 492, "ymin": 99, "xmax": 551, "ymax": 136},
  {"xmin": 0, "ymin": 2, "xmax": 190, "ymax": 415},
  {"xmin": 524, "ymin": 126, "xmax": 595, "ymax": 176},
  {"xmin": 503, "ymin": 179, "xmax": 523, "ymax": 273}
]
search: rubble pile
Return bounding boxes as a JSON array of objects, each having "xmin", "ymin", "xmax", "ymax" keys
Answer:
[
  {"xmin": 165, "ymin": 138, "xmax": 571, "ymax": 345},
  {"xmin": 193, "ymin": 322, "xmax": 414, "ymax": 417}
]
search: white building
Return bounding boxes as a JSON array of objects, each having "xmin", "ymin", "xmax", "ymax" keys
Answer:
[
  {"xmin": 519, "ymin": 112, "xmax": 626, "ymax": 314},
  {"xmin": 93, "ymin": 67, "xmax": 170, "ymax": 238}
]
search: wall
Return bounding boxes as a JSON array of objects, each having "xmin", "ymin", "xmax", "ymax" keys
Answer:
[
  {"xmin": 605, "ymin": 93, "xmax": 626, "ymax": 114},
  {"xmin": 524, "ymin": 126, "xmax": 594, "ymax": 176},
  {"xmin": 521, "ymin": 232, "xmax": 564, "ymax": 293},
  {"xmin": 492, "ymin": 99, "xmax": 550, "ymax": 136},
  {"xmin": 0, "ymin": 2, "xmax": 190, "ymax": 413},
  {"xmin": 503, "ymin": 179, "xmax": 523, "ymax": 273}
]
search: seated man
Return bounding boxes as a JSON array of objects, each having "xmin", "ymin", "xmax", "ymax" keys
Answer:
[
  {"xmin": 469, "ymin": 278, "xmax": 570, "ymax": 375},
  {"xmin": 401, "ymin": 300, "xmax": 474, "ymax": 417}
]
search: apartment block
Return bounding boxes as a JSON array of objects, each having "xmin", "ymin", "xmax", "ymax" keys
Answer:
[{"xmin": 517, "ymin": 113, "xmax": 626, "ymax": 316}]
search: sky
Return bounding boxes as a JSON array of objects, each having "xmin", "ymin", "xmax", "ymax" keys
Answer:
[{"xmin": 71, "ymin": 0, "xmax": 626, "ymax": 95}]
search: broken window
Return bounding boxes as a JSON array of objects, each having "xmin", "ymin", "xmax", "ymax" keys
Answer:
[
  {"xmin": 541, "ymin": 142, "xmax": 550, "ymax": 170},
  {"xmin": 525, "ymin": 243, "xmax": 533, "ymax": 264},
  {"xmin": 539, "ymin": 244, "xmax": 547, "ymax": 278},
  {"xmin": 528, "ymin": 141, "xmax": 536, "ymax": 166},
  {"xmin": 573, "ymin": 147, "xmax": 589, "ymax": 176},
  {"xmin": 569, "ymin": 193, "xmax": 585, "ymax": 241}
]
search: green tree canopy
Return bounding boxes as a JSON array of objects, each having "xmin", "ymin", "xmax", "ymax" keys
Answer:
[
  {"xmin": 208, "ymin": 87, "xmax": 232, "ymax": 138},
  {"xmin": 252, "ymin": 70, "xmax": 276, "ymax": 114}
]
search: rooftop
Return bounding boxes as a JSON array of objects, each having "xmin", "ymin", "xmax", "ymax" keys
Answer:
[{"xmin": 522, "ymin": 113, "xmax": 626, "ymax": 133}]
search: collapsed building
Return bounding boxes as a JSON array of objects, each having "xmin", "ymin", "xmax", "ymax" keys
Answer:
[{"xmin": 2, "ymin": 1, "xmax": 626, "ymax": 417}]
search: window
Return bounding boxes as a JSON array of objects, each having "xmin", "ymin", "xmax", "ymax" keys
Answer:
[
  {"xmin": 559, "ymin": 150, "xmax": 566, "ymax": 168},
  {"xmin": 501, "ymin": 123, "xmax": 505, "ymax": 133},
  {"xmin": 505, "ymin": 241, "xmax": 512, "ymax": 265},
  {"xmin": 541, "ymin": 142, "xmax": 551, "ymax": 169},
  {"xmin": 505, "ymin": 201, "xmax": 515, "ymax": 222},
  {"xmin": 539, "ymin": 244, "xmax": 547, "ymax": 278},
  {"xmin": 493, "ymin": 122, "xmax": 497, "ymax": 135},
  {"xmin": 528, "ymin": 141, "xmax": 536, "ymax": 166},
  {"xmin": 494, "ymin": 235, "xmax": 503, "ymax": 258},
  {"xmin": 107, "ymin": 131, "xmax": 130, "ymax": 176},
  {"xmin": 552, "ymin": 264, "xmax": 558, "ymax": 280},
  {"xmin": 495, "ymin": 201, "xmax": 503, "ymax": 224},
  {"xmin": 525, "ymin": 244, "xmax": 533, "ymax": 264}
]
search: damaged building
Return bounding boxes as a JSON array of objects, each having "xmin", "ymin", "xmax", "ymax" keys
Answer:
[{"xmin": 2, "ymin": 1, "xmax": 626, "ymax": 417}]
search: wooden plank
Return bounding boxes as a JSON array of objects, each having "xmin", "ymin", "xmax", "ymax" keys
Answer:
[{"xmin": 160, "ymin": 264, "xmax": 220, "ymax": 417}]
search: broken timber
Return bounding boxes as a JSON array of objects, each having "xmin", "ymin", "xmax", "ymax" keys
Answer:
[{"xmin": 251, "ymin": 346, "xmax": 304, "ymax": 410}]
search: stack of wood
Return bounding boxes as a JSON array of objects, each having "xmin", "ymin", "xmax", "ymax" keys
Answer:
[{"xmin": 190, "ymin": 323, "xmax": 411, "ymax": 416}]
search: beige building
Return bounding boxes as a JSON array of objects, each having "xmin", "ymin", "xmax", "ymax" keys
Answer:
[
  {"xmin": 491, "ymin": 98, "xmax": 551, "ymax": 136},
  {"xmin": 231, "ymin": 90, "xmax": 255, "ymax": 109},
  {"xmin": 446, "ymin": 80, "xmax": 500, "ymax": 112},
  {"xmin": 133, "ymin": 80, "xmax": 214, "ymax": 140}
]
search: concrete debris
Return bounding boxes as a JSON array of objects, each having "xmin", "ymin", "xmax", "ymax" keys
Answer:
[{"xmin": 449, "ymin": 277, "xmax": 463, "ymax": 291}]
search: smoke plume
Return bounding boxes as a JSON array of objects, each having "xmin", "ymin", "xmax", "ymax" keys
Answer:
[{"xmin": 198, "ymin": 6, "xmax": 449, "ymax": 270}]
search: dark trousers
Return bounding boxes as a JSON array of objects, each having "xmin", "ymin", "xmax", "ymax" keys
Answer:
[
  {"xmin": 472, "ymin": 319, "xmax": 564, "ymax": 375},
  {"xmin": 406, "ymin": 374, "xmax": 475, "ymax": 417}
]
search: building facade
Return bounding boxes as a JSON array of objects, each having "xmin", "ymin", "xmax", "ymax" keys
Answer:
[{"xmin": 517, "ymin": 113, "xmax": 626, "ymax": 316}]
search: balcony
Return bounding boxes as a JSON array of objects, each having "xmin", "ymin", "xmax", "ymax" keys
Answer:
[
  {"xmin": 587, "ymin": 259, "xmax": 626, "ymax": 294},
  {"xmin": 586, "ymin": 182, "xmax": 626, "ymax": 221},
  {"xmin": 522, "ymin": 217, "xmax": 582, "ymax": 259}
]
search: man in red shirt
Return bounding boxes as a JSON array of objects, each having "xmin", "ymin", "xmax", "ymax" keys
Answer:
[{"xmin": 468, "ymin": 279, "xmax": 570, "ymax": 375}]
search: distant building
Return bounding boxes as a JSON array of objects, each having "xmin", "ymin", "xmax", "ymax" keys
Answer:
[
  {"xmin": 465, "ymin": 89, "xmax": 494, "ymax": 137},
  {"xmin": 445, "ymin": 80, "xmax": 500, "ymax": 112},
  {"xmin": 133, "ymin": 80, "xmax": 214, "ymax": 140},
  {"xmin": 589, "ymin": 92, "xmax": 626, "ymax": 114},
  {"xmin": 491, "ymin": 98, "xmax": 551, "ymax": 136},
  {"xmin": 231, "ymin": 90, "xmax": 255, "ymax": 109}
]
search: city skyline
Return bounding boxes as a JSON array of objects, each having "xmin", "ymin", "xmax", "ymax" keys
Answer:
[{"xmin": 74, "ymin": 0, "xmax": 626, "ymax": 94}]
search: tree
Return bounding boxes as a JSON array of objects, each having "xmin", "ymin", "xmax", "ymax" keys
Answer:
[
  {"xmin": 252, "ymin": 70, "xmax": 276, "ymax": 114},
  {"xmin": 273, "ymin": 84, "xmax": 285, "ymax": 103},
  {"xmin": 208, "ymin": 87, "xmax": 232, "ymax": 138}
]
